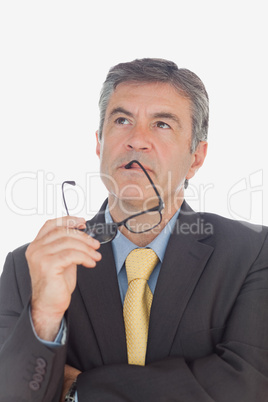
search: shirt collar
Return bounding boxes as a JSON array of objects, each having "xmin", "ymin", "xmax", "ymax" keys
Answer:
[{"xmin": 105, "ymin": 207, "xmax": 180, "ymax": 275}]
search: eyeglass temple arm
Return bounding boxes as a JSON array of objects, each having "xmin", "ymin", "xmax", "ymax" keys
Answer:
[
  {"xmin": 62, "ymin": 181, "xmax": 76, "ymax": 216},
  {"xmin": 62, "ymin": 161, "xmax": 164, "ymax": 216},
  {"xmin": 125, "ymin": 160, "xmax": 164, "ymax": 210}
]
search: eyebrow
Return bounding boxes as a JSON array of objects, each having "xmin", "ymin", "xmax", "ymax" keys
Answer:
[
  {"xmin": 152, "ymin": 112, "xmax": 182, "ymax": 128},
  {"xmin": 108, "ymin": 107, "xmax": 182, "ymax": 128},
  {"xmin": 108, "ymin": 107, "xmax": 134, "ymax": 119}
]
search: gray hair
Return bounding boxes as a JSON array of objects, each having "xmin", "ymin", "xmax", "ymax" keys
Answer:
[{"xmin": 98, "ymin": 58, "xmax": 209, "ymax": 152}]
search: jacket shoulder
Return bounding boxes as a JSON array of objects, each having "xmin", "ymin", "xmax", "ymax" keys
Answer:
[
  {"xmin": 202, "ymin": 211, "xmax": 268, "ymax": 237},
  {"xmin": 198, "ymin": 211, "xmax": 268, "ymax": 264}
]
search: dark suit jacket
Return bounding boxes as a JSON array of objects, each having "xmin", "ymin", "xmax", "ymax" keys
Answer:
[{"xmin": 1, "ymin": 201, "xmax": 268, "ymax": 401}]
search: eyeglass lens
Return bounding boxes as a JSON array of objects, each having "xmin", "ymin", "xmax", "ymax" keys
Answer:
[
  {"xmin": 82, "ymin": 222, "xmax": 118, "ymax": 244},
  {"xmin": 124, "ymin": 210, "xmax": 162, "ymax": 234}
]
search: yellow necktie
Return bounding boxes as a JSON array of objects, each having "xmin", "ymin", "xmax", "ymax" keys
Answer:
[{"xmin": 123, "ymin": 248, "xmax": 159, "ymax": 366}]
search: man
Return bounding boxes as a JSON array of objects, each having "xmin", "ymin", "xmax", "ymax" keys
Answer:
[{"xmin": 0, "ymin": 58, "xmax": 268, "ymax": 401}]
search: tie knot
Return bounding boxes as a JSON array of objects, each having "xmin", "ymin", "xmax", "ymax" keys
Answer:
[{"xmin": 125, "ymin": 248, "xmax": 159, "ymax": 283}]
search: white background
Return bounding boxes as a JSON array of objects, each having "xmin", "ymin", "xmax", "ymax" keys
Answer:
[{"xmin": 0, "ymin": 1, "xmax": 267, "ymax": 274}]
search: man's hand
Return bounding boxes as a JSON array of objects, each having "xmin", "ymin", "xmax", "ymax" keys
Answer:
[
  {"xmin": 60, "ymin": 364, "xmax": 81, "ymax": 402},
  {"xmin": 26, "ymin": 216, "xmax": 101, "ymax": 341}
]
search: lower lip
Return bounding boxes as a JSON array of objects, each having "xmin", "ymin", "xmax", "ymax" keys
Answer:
[
  {"xmin": 126, "ymin": 166, "xmax": 143, "ymax": 170},
  {"xmin": 122, "ymin": 167, "xmax": 150, "ymax": 175}
]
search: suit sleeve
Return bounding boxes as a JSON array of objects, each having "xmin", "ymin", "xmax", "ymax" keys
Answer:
[
  {"xmin": 76, "ymin": 232, "xmax": 268, "ymax": 402},
  {"xmin": 0, "ymin": 250, "xmax": 67, "ymax": 402}
]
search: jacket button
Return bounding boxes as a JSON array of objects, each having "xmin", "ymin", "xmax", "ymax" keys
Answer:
[
  {"xmin": 29, "ymin": 380, "xmax": 40, "ymax": 391},
  {"xmin": 35, "ymin": 366, "xmax": 46, "ymax": 375},
  {"xmin": 33, "ymin": 373, "xmax": 43, "ymax": 383},
  {"xmin": 36, "ymin": 358, "xmax": 47, "ymax": 368}
]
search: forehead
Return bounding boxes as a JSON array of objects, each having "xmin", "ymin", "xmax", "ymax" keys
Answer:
[{"xmin": 105, "ymin": 81, "xmax": 192, "ymax": 117}]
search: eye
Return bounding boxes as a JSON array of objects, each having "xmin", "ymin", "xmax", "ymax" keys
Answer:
[
  {"xmin": 156, "ymin": 121, "xmax": 171, "ymax": 129},
  {"xmin": 115, "ymin": 117, "xmax": 130, "ymax": 125}
]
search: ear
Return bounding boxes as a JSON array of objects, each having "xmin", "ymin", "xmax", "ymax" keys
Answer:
[
  {"xmin": 96, "ymin": 131, "xmax": 101, "ymax": 158},
  {"xmin": 186, "ymin": 141, "xmax": 208, "ymax": 180}
]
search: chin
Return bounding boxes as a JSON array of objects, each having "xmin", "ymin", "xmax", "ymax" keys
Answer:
[{"xmin": 108, "ymin": 192, "xmax": 146, "ymax": 212}]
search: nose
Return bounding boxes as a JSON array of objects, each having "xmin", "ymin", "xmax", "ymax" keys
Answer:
[{"xmin": 125, "ymin": 125, "xmax": 152, "ymax": 152}]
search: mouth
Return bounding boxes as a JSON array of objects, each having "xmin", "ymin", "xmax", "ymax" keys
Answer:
[{"xmin": 120, "ymin": 161, "xmax": 152, "ymax": 173}]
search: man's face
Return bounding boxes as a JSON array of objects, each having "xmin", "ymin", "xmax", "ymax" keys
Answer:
[{"xmin": 96, "ymin": 81, "xmax": 207, "ymax": 213}]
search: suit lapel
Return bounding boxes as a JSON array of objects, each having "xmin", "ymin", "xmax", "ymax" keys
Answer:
[
  {"xmin": 76, "ymin": 201, "xmax": 214, "ymax": 365},
  {"xmin": 76, "ymin": 201, "xmax": 127, "ymax": 365},
  {"xmin": 146, "ymin": 202, "xmax": 214, "ymax": 363}
]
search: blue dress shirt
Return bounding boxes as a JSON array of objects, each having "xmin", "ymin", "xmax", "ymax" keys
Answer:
[{"xmin": 105, "ymin": 207, "xmax": 180, "ymax": 302}]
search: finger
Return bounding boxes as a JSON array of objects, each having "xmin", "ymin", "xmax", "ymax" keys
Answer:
[
  {"xmin": 40, "ymin": 237, "xmax": 102, "ymax": 262},
  {"xmin": 37, "ymin": 248, "xmax": 102, "ymax": 272},
  {"xmin": 35, "ymin": 225, "xmax": 100, "ymax": 249},
  {"xmin": 27, "ymin": 238, "xmax": 102, "ymax": 274},
  {"xmin": 34, "ymin": 216, "xmax": 86, "ymax": 240}
]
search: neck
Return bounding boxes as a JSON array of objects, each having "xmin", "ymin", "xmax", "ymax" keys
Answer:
[{"xmin": 108, "ymin": 195, "xmax": 184, "ymax": 247}]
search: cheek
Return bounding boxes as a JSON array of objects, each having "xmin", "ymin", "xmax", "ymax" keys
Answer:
[
  {"xmin": 160, "ymin": 151, "xmax": 193, "ymax": 186},
  {"xmin": 98, "ymin": 139, "xmax": 111, "ymax": 161},
  {"xmin": 101, "ymin": 136, "xmax": 122, "ymax": 155}
]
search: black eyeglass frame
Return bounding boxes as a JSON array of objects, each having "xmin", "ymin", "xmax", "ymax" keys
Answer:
[{"xmin": 62, "ymin": 160, "xmax": 165, "ymax": 243}]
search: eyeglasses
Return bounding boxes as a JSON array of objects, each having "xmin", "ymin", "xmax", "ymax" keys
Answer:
[{"xmin": 62, "ymin": 160, "xmax": 164, "ymax": 244}]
